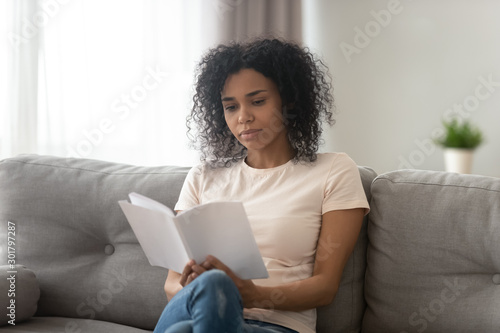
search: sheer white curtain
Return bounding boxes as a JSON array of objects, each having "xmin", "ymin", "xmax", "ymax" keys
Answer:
[
  {"xmin": 37, "ymin": 0, "xmax": 220, "ymax": 166},
  {"xmin": 4, "ymin": 0, "xmax": 221, "ymax": 166},
  {"xmin": 0, "ymin": 2, "xmax": 8, "ymax": 158},
  {"xmin": 3, "ymin": 0, "xmax": 302, "ymax": 166},
  {"xmin": 2, "ymin": 0, "xmax": 40, "ymax": 161}
]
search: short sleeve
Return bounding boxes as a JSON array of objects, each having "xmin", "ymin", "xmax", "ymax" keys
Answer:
[
  {"xmin": 322, "ymin": 153, "xmax": 370, "ymax": 215},
  {"xmin": 174, "ymin": 164, "xmax": 203, "ymax": 211}
]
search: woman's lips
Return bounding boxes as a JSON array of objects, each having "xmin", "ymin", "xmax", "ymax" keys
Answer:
[{"xmin": 240, "ymin": 129, "xmax": 262, "ymax": 140}]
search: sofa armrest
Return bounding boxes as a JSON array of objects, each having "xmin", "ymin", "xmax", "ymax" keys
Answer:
[{"xmin": 0, "ymin": 265, "xmax": 40, "ymax": 326}]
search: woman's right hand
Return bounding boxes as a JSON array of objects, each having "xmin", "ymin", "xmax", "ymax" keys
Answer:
[
  {"xmin": 165, "ymin": 256, "xmax": 218, "ymax": 300},
  {"xmin": 179, "ymin": 258, "xmax": 215, "ymax": 287},
  {"xmin": 179, "ymin": 259, "xmax": 196, "ymax": 287}
]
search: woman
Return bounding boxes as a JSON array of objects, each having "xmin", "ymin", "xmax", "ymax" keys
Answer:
[{"xmin": 154, "ymin": 38, "xmax": 369, "ymax": 333}]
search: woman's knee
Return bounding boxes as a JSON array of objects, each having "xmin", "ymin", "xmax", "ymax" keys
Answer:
[
  {"xmin": 196, "ymin": 269, "xmax": 238, "ymax": 295},
  {"xmin": 198, "ymin": 269, "xmax": 232, "ymax": 286}
]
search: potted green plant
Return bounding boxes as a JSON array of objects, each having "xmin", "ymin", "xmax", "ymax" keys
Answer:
[{"xmin": 434, "ymin": 118, "xmax": 484, "ymax": 174}]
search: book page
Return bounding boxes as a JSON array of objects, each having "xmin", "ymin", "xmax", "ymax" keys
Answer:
[
  {"xmin": 176, "ymin": 201, "xmax": 268, "ymax": 280},
  {"xmin": 129, "ymin": 192, "xmax": 175, "ymax": 217},
  {"xmin": 119, "ymin": 200, "xmax": 189, "ymax": 273}
]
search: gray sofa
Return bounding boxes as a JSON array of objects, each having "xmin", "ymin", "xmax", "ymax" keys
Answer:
[{"xmin": 0, "ymin": 154, "xmax": 498, "ymax": 333}]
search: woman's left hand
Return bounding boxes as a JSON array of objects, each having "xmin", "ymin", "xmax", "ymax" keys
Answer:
[{"xmin": 202, "ymin": 255, "xmax": 260, "ymax": 308}]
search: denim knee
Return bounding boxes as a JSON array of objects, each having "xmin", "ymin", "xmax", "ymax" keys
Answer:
[
  {"xmin": 197, "ymin": 269, "xmax": 234, "ymax": 289},
  {"xmin": 196, "ymin": 270, "xmax": 240, "ymax": 299}
]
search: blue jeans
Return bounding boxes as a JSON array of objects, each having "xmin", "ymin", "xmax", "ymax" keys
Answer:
[{"xmin": 153, "ymin": 269, "xmax": 298, "ymax": 333}]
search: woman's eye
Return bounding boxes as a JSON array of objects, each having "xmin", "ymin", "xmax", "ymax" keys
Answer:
[
  {"xmin": 224, "ymin": 105, "xmax": 236, "ymax": 111},
  {"xmin": 254, "ymin": 99, "xmax": 265, "ymax": 105}
]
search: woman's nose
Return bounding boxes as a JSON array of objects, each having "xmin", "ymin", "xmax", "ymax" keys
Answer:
[{"xmin": 238, "ymin": 107, "xmax": 254, "ymax": 124}]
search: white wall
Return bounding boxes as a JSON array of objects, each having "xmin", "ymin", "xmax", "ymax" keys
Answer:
[{"xmin": 303, "ymin": 0, "xmax": 500, "ymax": 177}]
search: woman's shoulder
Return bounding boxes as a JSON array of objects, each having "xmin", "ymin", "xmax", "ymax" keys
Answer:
[
  {"xmin": 315, "ymin": 152, "xmax": 357, "ymax": 167},
  {"xmin": 292, "ymin": 153, "xmax": 358, "ymax": 178}
]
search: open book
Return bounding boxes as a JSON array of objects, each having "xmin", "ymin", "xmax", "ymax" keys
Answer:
[{"xmin": 118, "ymin": 193, "xmax": 268, "ymax": 280}]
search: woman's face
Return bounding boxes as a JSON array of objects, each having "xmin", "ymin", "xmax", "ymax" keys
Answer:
[{"xmin": 221, "ymin": 68, "xmax": 289, "ymax": 154}]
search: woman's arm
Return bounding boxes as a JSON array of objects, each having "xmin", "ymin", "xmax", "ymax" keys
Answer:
[
  {"xmin": 164, "ymin": 270, "xmax": 182, "ymax": 302},
  {"xmin": 205, "ymin": 207, "xmax": 365, "ymax": 312}
]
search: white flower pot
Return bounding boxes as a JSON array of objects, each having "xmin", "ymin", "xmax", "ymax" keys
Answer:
[{"xmin": 443, "ymin": 148, "xmax": 474, "ymax": 174}]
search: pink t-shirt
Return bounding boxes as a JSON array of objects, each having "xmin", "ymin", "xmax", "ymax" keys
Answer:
[{"xmin": 174, "ymin": 152, "xmax": 370, "ymax": 333}]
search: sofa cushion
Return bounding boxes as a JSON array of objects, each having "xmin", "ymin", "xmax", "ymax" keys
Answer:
[
  {"xmin": 362, "ymin": 170, "xmax": 500, "ymax": 333},
  {"xmin": 0, "ymin": 155, "xmax": 190, "ymax": 330},
  {"xmin": 316, "ymin": 166, "xmax": 377, "ymax": 333},
  {"xmin": 0, "ymin": 265, "xmax": 40, "ymax": 326},
  {"xmin": 0, "ymin": 316, "xmax": 152, "ymax": 333}
]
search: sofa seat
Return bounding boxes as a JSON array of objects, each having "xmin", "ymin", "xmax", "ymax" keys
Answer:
[{"xmin": 1, "ymin": 316, "xmax": 152, "ymax": 333}]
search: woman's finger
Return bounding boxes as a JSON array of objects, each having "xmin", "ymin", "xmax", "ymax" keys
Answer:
[
  {"xmin": 186, "ymin": 272, "xmax": 198, "ymax": 285},
  {"xmin": 205, "ymin": 255, "xmax": 258, "ymax": 307},
  {"xmin": 205, "ymin": 255, "xmax": 236, "ymax": 279},
  {"xmin": 190, "ymin": 264, "xmax": 208, "ymax": 275},
  {"xmin": 179, "ymin": 260, "xmax": 195, "ymax": 287},
  {"xmin": 201, "ymin": 260, "xmax": 214, "ymax": 270}
]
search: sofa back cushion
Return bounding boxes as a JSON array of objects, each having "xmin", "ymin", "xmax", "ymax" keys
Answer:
[
  {"xmin": 362, "ymin": 170, "xmax": 500, "ymax": 333},
  {"xmin": 0, "ymin": 155, "xmax": 189, "ymax": 330}
]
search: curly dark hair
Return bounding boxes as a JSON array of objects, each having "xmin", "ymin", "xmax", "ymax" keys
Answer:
[{"xmin": 187, "ymin": 37, "xmax": 335, "ymax": 168}]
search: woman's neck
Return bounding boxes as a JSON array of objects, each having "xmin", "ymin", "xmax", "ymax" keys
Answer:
[{"xmin": 245, "ymin": 147, "xmax": 295, "ymax": 169}]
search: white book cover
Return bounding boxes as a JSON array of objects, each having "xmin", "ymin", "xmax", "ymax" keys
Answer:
[{"xmin": 118, "ymin": 192, "xmax": 268, "ymax": 280}]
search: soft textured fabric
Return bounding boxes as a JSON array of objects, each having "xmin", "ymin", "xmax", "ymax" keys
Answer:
[
  {"xmin": 154, "ymin": 269, "xmax": 297, "ymax": 333},
  {"xmin": 0, "ymin": 154, "xmax": 377, "ymax": 333},
  {"xmin": 0, "ymin": 317, "xmax": 152, "ymax": 333},
  {"xmin": 0, "ymin": 155, "xmax": 190, "ymax": 330},
  {"xmin": 174, "ymin": 153, "xmax": 370, "ymax": 333},
  {"xmin": 0, "ymin": 265, "xmax": 40, "ymax": 326},
  {"xmin": 363, "ymin": 170, "xmax": 500, "ymax": 333}
]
